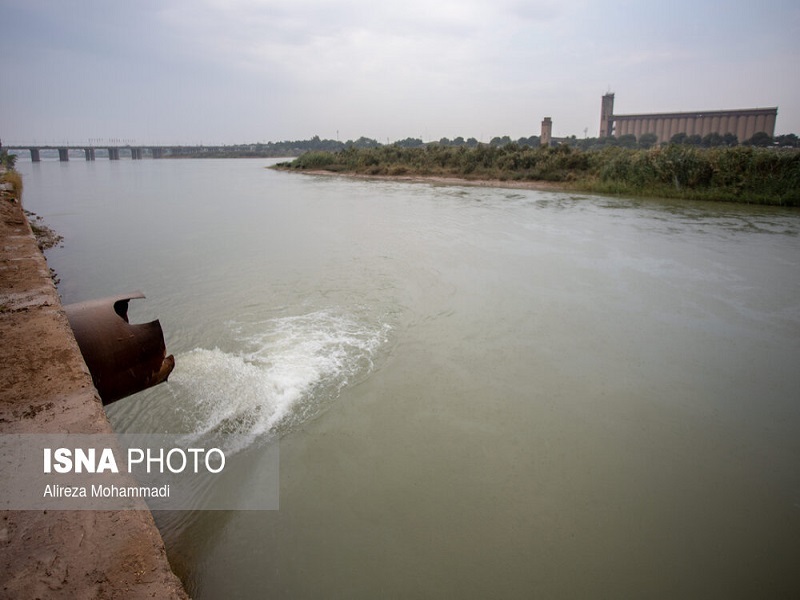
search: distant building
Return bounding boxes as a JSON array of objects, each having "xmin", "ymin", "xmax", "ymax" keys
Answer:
[
  {"xmin": 599, "ymin": 93, "xmax": 777, "ymax": 144},
  {"xmin": 541, "ymin": 117, "xmax": 552, "ymax": 147},
  {"xmin": 599, "ymin": 93, "xmax": 615, "ymax": 138}
]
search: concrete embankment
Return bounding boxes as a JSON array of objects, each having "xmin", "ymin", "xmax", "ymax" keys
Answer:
[{"xmin": 0, "ymin": 183, "xmax": 188, "ymax": 598}]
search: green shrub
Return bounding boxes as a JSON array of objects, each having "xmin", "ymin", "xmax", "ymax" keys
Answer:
[
  {"xmin": 1, "ymin": 170, "xmax": 23, "ymax": 199},
  {"xmin": 292, "ymin": 151, "xmax": 336, "ymax": 170},
  {"xmin": 0, "ymin": 149, "xmax": 17, "ymax": 169}
]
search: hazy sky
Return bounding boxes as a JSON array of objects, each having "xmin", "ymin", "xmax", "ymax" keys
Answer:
[{"xmin": 2, "ymin": 0, "xmax": 798, "ymax": 145}]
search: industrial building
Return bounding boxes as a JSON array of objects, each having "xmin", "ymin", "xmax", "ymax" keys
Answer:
[
  {"xmin": 599, "ymin": 93, "xmax": 777, "ymax": 144},
  {"xmin": 540, "ymin": 117, "xmax": 552, "ymax": 146}
]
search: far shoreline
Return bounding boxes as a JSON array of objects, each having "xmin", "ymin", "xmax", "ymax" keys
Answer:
[
  {"xmin": 273, "ymin": 145, "xmax": 800, "ymax": 206},
  {"xmin": 273, "ymin": 167, "xmax": 800, "ymax": 209},
  {"xmin": 277, "ymin": 168, "xmax": 578, "ymax": 194}
]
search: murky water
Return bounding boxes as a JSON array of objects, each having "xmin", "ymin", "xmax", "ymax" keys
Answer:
[{"xmin": 17, "ymin": 157, "xmax": 800, "ymax": 598}]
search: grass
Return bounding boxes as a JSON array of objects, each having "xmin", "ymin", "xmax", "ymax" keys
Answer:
[
  {"xmin": 275, "ymin": 144, "xmax": 800, "ymax": 206},
  {"xmin": 1, "ymin": 170, "xmax": 23, "ymax": 200}
]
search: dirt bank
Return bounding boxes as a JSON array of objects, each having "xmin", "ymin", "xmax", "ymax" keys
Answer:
[
  {"xmin": 289, "ymin": 168, "xmax": 577, "ymax": 193},
  {"xmin": 0, "ymin": 185, "xmax": 188, "ymax": 598}
]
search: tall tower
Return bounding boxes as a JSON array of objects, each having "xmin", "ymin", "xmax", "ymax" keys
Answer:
[
  {"xmin": 541, "ymin": 117, "xmax": 552, "ymax": 147},
  {"xmin": 599, "ymin": 92, "xmax": 615, "ymax": 137}
]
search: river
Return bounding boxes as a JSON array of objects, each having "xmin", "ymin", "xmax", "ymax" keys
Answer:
[{"xmin": 16, "ymin": 157, "xmax": 800, "ymax": 598}]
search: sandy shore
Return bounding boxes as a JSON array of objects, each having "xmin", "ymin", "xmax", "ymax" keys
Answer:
[{"xmin": 292, "ymin": 169, "xmax": 577, "ymax": 193}]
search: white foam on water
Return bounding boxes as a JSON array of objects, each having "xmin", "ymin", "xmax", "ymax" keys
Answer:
[{"xmin": 169, "ymin": 310, "xmax": 389, "ymax": 453}]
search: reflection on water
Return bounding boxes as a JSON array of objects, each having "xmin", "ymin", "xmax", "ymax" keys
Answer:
[
  {"xmin": 597, "ymin": 195, "xmax": 800, "ymax": 237},
  {"xmin": 18, "ymin": 158, "xmax": 800, "ymax": 599}
]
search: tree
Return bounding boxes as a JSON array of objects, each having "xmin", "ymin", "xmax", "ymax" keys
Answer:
[
  {"xmin": 670, "ymin": 132, "xmax": 688, "ymax": 145},
  {"xmin": 721, "ymin": 133, "xmax": 738, "ymax": 147},
  {"xmin": 638, "ymin": 133, "xmax": 658, "ymax": 149},
  {"xmin": 517, "ymin": 136, "xmax": 539, "ymax": 147},
  {"xmin": 490, "ymin": 136, "xmax": 512, "ymax": 146},
  {"xmin": 393, "ymin": 137, "xmax": 423, "ymax": 148},
  {"xmin": 743, "ymin": 132, "xmax": 772, "ymax": 147},
  {"xmin": 702, "ymin": 132, "xmax": 723, "ymax": 148},
  {"xmin": 343, "ymin": 137, "xmax": 381, "ymax": 149},
  {"xmin": 617, "ymin": 134, "xmax": 637, "ymax": 148},
  {"xmin": 775, "ymin": 133, "xmax": 799, "ymax": 147}
]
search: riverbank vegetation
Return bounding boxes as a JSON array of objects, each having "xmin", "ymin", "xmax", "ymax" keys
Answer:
[
  {"xmin": 1, "ymin": 146, "xmax": 23, "ymax": 202},
  {"xmin": 0, "ymin": 170, "xmax": 23, "ymax": 200},
  {"xmin": 276, "ymin": 144, "xmax": 800, "ymax": 206},
  {"xmin": 0, "ymin": 146, "xmax": 17, "ymax": 169}
]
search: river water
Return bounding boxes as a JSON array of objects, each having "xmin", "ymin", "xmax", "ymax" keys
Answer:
[{"xmin": 16, "ymin": 157, "xmax": 800, "ymax": 598}]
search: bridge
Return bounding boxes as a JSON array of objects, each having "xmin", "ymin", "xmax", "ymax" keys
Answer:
[{"xmin": 6, "ymin": 145, "xmax": 227, "ymax": 162}]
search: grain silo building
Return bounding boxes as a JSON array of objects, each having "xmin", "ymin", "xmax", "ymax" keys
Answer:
[{"xmin": 599, "ymin": 93, "xmax": 777, "ymax": 144}]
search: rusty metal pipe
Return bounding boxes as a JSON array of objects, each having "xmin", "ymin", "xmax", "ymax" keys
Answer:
[{"xmin": 64, "ymin": 292, "xmax": 175, "ymax": 404}]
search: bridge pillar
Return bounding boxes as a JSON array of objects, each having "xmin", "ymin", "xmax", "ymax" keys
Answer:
[
  {"xmin": 108, "ymin": 148, "xmax": 120, "ymax": 160},
  {"xmin": 30, "ymin": 148, "xmax": 40, "ymax": 162},
  {"xmin": 84, "ymin": 148, "xmax": 95, "ymax": 161},
  {"xmin": 58, "ymin": 148, "xmax": 69, "ymax": 161},
  {"xmin": 131, "ymin": 148, "xmax": 142, "ymax": 160},
  {"xmin": 151, "ymin": 147, "xmax": 163, "ymax": 159}
]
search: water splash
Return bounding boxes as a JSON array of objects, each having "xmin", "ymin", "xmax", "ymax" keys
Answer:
[{"xmin": 169, "ymin": 310, "xmax": 389, "ymax": 453}]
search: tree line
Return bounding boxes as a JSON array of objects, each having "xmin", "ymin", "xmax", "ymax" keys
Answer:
[
  {"xmin": 264, "ymin": 131, "xmax": 798, "ymax": 154},
  {"xmin": 161, "ymin": 130, "xmax": 799, "ymax": 158},
  {"xmin": 564, "ymin": 131, "xmax": 799, "ymax": 150}
]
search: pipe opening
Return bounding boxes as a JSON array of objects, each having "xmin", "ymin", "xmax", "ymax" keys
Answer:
[{"xmin": 113, "ymin": 299, "xmax": 130, "ymax": 323}]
